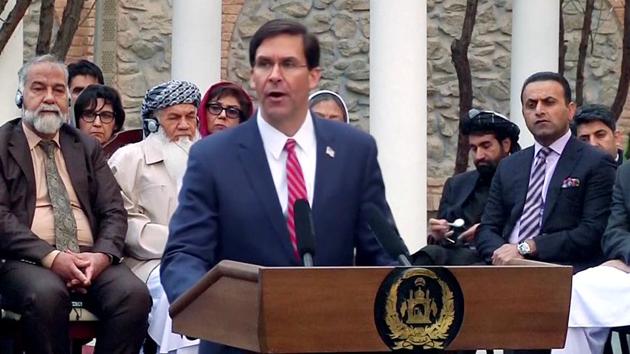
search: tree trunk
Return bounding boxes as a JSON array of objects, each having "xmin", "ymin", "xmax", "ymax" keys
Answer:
[
  {"xmin": 612, "ymin": 0, "xmax": 630, "ymax": 121},
  {"xmin": 559, "ymin": 0, "xmax": 567, "ymax": 76},
  {"xmin": 0, "ymin": 0, "xmax": 10, "ymax": 16},
  {"xmin": 451, "ymin": 0, "xmax": 479, "ymax": 175},
  {"xmin": 575, "ymin": 0, "xmax": 595, "ymax": 106},
  {"xmin": 0, "ymin": 0, "xmax": 32, "ymax": 56},
  {"xmin": 50, "ymin": 0, "xmax": 85, "ymax": 60},
  {"xmin": 35, "ymin": 0, "xmax": 55, "ymax": 55}
]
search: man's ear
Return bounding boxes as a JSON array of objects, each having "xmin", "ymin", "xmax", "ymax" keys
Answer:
[
  {"xmin": 501, "ymin": 137, "xmax": 512, "ymax": 154},
  {"xmin": 615, "ymin": 129, "xmax": 623, "ymax": 149},
  {"xmin": 308, "ymin": 67, "xmax": 322, "ymax": 90},
  {"xmin": 249, "ymin": 69, "xmax": 256, "ymax": 91}
]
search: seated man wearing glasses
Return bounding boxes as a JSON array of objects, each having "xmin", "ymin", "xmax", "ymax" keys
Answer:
[
  {"xmin": 198, "ymin": 81, "xmax": 254, "ymax": 137},
  {"xmin": 74, "ymin": 84, "xmax": 125, "ymax": 145},
  {"xmin": 412, "ymin": 109, "xmax": 520, "ymax": 265},
  {"xmin": 108, "ymin": 80, "xmax": 202, "ymax": 354}
]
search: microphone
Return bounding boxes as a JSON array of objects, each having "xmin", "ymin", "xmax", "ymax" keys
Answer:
[
  {"xmin": 365, "ymin": 205, "xmax": 412, "ymax": 266},
  {"xmin": 294, "ymin": 199, "xmax": 316, "ymax": 267}
]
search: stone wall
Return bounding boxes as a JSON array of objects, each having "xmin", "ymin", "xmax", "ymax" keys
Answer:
[
  {"xmin": 226, "ymin": 0, "xmax": 372, "ymax": 130},
  {"xmin": 115, "ymin": 0, "xmax": 172, "ymax": 128}
]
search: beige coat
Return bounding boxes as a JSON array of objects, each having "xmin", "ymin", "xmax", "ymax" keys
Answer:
[{"xmin": 108, "ymin": 134, "xmax": 178, "ymax": 282}]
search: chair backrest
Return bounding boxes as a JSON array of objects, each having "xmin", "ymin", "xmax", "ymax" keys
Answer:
[{"xmin": 102, "ymin": 129, "xmax": 143, "ymax": 159}]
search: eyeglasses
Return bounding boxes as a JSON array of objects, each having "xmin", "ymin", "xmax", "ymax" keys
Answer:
[
  {"xmin": 468, "ymin": 109, "xmax": 509, "ymax": 122},
  {"xmin": 207, "ymin": 103, "xmax": 242, "ymax": 120},
  {"xmin": 81, "ymin": 111, "xmax": 115, "ymax": 123},
  {"xmin": 253, "ymin": 58, "xmax": 308, "ymax": 75}
]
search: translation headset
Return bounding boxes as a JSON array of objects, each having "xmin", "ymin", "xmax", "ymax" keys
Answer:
[{"xmin": 143, "ymin": 117, "xmax": 160, "ymax": 135}]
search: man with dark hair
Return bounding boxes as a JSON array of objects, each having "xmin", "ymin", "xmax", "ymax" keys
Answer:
[
  {"xmin": 0, "ymin": 54, "xmax": 150, "ymax": 354},
  {"xmin": 412, "ymin": 109, "xmax": 520, "ymax": 265},
  {"xmin": 161, "ymin": 19, "xmax": 400, "ymax": 354},
  {"xmin": 572, "ymin": 103, "xmax": 623, "ymax": 166},
  {"xmin": 67, "ymin": 59, "xmax": 104, "ymax": 102},
  {"xmin": 476, "ymin": 71, "xmax": 616, "ymax": 275}
]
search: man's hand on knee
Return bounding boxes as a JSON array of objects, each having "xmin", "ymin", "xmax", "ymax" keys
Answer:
[{"xmin": 75, "ymin": 252, "xmax": 111, "ymax": 283}]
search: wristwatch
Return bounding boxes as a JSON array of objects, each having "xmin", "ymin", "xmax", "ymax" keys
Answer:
[{"xmin": 517, "ymin": 241, "xmax": 531, "ymax": 256}]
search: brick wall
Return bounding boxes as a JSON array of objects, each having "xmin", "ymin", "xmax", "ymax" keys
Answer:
[
  {"xmin": 53, "ymin": 0, "xmax": 96, "ymax": 63},
  {"xmin": 221, "ymin": 0, "xmax": 245, "ymax": 79}
]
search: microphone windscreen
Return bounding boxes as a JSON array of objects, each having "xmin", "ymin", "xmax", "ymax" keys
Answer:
[
  {"xmin": 294, "ymin": 199, "xmax": 316, "ymax": 257},
  {"xmin": 365, "ymin": 204, "xmax": 408, "ymax": 258}
]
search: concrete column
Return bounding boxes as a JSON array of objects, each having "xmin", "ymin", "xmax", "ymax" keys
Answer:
[
  {"xmin": 510, "ymin": 0, "xmax": 560, "ymax": 148},
  {"xmin": 171, "ymin": 0, "xmax": 222, "ymax": 93},
  {"xmin": 370, "ymin": 0, "xmax": 426, "ymax": 253},
  {"xmin": 0, "ymin": 0, "xmax": 23, "ymax": 126}
]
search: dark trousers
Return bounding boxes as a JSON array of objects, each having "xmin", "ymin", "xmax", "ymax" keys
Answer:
[{"xmin": 0, "ymin": 259, "xmax": 151, "ymax": 354}]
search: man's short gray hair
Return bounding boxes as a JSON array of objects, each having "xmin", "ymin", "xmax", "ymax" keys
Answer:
[{"xmin": 18, "ymin": 54, "xmax": 69, "ymax": 92}]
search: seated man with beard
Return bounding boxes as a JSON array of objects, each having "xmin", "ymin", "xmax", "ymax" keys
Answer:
[
  {"xmin": 412, "ymin": 109, "xmax": 520, "ymax": 265},
  {"xmin": 108, "ymin": 80, "xmax": 201, "ymax": 354},
  {"xmin": 0, "ymin": 55, "xmax": 151, "ymax": 354}
]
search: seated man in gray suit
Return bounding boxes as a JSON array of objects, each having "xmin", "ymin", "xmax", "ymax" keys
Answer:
[{"xmin": 413, "ymin": 108, "xmax": 520, "ymax": 265}]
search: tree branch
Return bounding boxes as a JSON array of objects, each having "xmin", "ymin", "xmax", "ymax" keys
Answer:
[
  {"xmin": 575, "ymin": 0, "xmax": 595, "ymax": 106},
  {"xmin": 612, "ymin": 0, "xmax": 630, "ymax": 120},
  {"xmin": 451, "ymin": 0, "xmax": 479, "ymax": 175},
  {"xmin": 559, "ymin": 0, "xmax": 567, "ymax": 76},
  {"xmin": 50, "ymin": 0, "xmax": 86, "ymax": 60},
  {"xmin": 35, "ymin": 0, "xmax": 55, "ymax": 55},
  {"xmin": 0, "ymin": 0, "xmax": 32, "ymax": 56},
  {"xmin": 0, "ymin": 0, "xmax": 10, "ymax": 17}
]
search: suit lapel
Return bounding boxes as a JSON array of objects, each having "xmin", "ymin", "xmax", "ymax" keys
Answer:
[
  {"xmin": 457, "ymin": 171, "xmax": 479, "ymax": 210},
  {"xmin": 311, "ymin": 118, "xmax": 336, "ymax": 213},
  {"xmin": 236, "ymin": 120, "xmax": 295, "ymax": 259},
  {"xmin": 8, "ymin": 122, "xmax": 36, "ymax": 220},
  {"xmin": 542, "ymin": 137, "xmax": 580, "ymax": 225}
]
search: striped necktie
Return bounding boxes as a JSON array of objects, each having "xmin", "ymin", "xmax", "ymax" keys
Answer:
[
  {"xmin": 285, "ymin": 138, "xmax": 307, "ymax": 259},
  {"xmin": 518, "ymin": 147, "xmax": 552, "ymax": 242},
  {"xmin": 39, "ymin": 140, "xmax": 80, "ymax": 252}
]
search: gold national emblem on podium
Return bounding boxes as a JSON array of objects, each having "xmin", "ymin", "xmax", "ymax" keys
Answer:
[{"xmin": 374, "ymin": 267, "xmax": 464, "ymax": 351}]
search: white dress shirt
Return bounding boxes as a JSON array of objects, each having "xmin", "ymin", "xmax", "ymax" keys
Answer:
[
  {"xmin": 509, "ymin": 129, "xmax": 572, "ymax": 244},
  {"xmin": 256, "ymin": 111, "xmax": 317, "ymax": 216}
]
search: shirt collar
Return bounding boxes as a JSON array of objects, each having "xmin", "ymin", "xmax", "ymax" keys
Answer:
[
  {"xmin": 534, "ymin": 129, "xmax": 571, "ymax": 157},
  {"xmin": 22, "ymin": 121, "xmax": 60, "ymax": 151},
  {"xmin": 256, "ymin": 110, "xmax": 317, "ymax": 160}
]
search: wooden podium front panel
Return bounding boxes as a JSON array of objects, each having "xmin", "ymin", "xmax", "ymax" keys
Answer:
[
  {"xmin": 259, "ymin": 267, "xmax": 391, "ymax": 353},
  {"xmin": 446, "ymin": 265, "xmax": 572, "ymax": 350},
  {"xmin": 172, "ymin": 276, "xmax": 261, "ymax": 352}
]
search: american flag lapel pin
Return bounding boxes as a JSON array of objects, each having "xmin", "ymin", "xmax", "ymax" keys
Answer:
[{"xmin": 326, "ymin": 146, "xmax": 335, "ymax": 158}]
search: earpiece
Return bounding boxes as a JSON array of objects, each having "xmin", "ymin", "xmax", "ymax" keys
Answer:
[
  {"xmin": 15, "ymin": 90, "xmax": 23, "ymax": 109},
  {"xmin": 143, "ymin": 118, "xmax": 160, "ymax": 136}
]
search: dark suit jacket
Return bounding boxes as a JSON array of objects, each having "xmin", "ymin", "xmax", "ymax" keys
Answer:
[
  {"xmin": 161, "ymin": 116, "xmax": 398, "ymax": 354},
  {"xmin": 476, "ymin": 136, "xmax": 615, "ymax": 272},
  {"xmin": 602, "ymin": 162, "xmax": 630, "ymax": 263},
  {"xmin": 437, "ymin": 170, "xmax": 480, "ymax": 223},
  {"xmin": 0, "ymin": 118, "xmax": 127, "ymax": 262}
]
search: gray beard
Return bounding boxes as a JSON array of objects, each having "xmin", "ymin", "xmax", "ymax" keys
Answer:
[
  {"xmin": 156, "ymin": 128, "xmax": 199, "ymax": 189},
  {"xmin": 23, "ymin": 105, "xmax": 67, "ymax": 135}
]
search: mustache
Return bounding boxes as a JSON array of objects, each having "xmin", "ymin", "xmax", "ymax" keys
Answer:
[{"xmin": 35, "ymin": 104, "xmax": 62, "ymax": 116}]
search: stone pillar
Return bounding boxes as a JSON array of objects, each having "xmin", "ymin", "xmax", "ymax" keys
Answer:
[
  {"xmin": 370, "ymin": 0, "xmax": 426, "ymax": 253},
  {"xmin": 510, "ymin": 0, "xmax": 560, "ymax": 148},
  {"xmin": 171, "ymin": 0, "xmax": 221, "ymax": 93},
  {"xmin": 0, "ymin": 0, "xmax": 23, "ymax": 125}
]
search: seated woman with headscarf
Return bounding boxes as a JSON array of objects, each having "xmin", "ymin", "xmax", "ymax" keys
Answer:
[
  {"xmin": 74, "ymin": 84, "xmax": 125, "ymax": 145},
  {"xmin": 308, "ymin": 89, "xmax": 350, "ymax": 124},
  {"xmin": 198, "ymin": 81, "xmax": 254, "ymax": 137}
]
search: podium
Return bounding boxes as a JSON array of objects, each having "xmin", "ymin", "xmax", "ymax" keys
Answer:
[{"xmin": 170, "ymin": 259, "xmax": 572, "ymax": 352}]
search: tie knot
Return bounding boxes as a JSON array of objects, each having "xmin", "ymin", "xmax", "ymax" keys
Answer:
[
  {"xmin": 39, "ymin": 140, "xmax": 56, "ymax": 157},
  {"xmin": 284, "ymin": 138, "xmax": 297, "ymax": 152},
  {"xmin": 538, "ymin": 147, "xmax": 551, "ymax": 159}
]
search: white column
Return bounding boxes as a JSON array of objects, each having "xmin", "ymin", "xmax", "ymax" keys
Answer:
[
  {"xmin": 0, "ymin": 0, "xmax": 23, "ymax": 126},
  {"xmin": 510, "ymin": 0, "xmax": 560, "ymax": 148},
  {"xmin": 370, "ymin": 0, "xmax": 426, "ymax": 253},
  {"xmin": 171, "ymin": 0, "xmax": 221, "ymax": 93}
]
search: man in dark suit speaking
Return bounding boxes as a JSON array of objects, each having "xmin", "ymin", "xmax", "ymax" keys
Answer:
[
  {"xmin": 476, "ymin": 72, "xmax": 615, "ymax": 273},
  {"xmin": 0, "ymin": 55, "xmax": 151, "ymax": 354},
  {"xmin": 161, "ymin": 19, "xmax": 399, "ymax": 354}
]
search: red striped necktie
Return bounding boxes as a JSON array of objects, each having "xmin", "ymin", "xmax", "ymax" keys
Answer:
[{"xmin": 285, "ymin": 138, "xmax": 307, "ymax": 259}]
